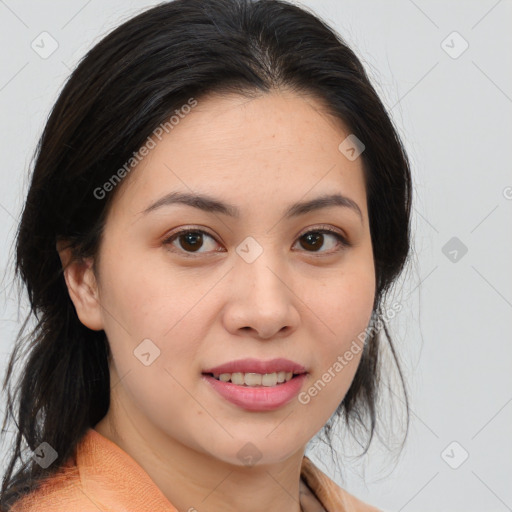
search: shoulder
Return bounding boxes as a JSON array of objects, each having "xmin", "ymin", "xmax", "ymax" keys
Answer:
[
  {"xmin": 301, "ymin": 456, "xmax": 382, "ymax": 512},
  {"xmin": 9, "ymin": 428, "xmax": 178, "ymax": 512},
  {"xmin": 8, "ymin": 431, "xmax": 109, "ymax": 512},
  {"xmin": 9, "ymin": 464, "xmax": 101, "ymax": 512}
]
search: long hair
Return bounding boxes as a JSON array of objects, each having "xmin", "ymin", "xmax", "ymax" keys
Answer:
[{"xmin": 1, "ymin": 0, "xmax": 412, "ymax": 508}]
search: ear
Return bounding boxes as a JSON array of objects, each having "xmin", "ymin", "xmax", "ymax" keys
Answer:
[{"xmin": 57, "ymin": 241, "xmax": 104, "ymax": 331}]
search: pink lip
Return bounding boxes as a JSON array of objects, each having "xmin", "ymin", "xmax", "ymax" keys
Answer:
[
  {"xmin": 202, "ymin": 358, "xmax": 308, "ymax": 412},
  {"xmin": 203, "ymin": 373, "xmax": 307, "ymax": 412},
  {"xmin": 203, "ymin": 358, "xmax": 306, "ymax": 375}
]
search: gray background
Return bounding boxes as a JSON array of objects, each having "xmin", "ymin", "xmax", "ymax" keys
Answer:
[{"xmin": 1, "ymin": 1, "xmax": 511, "ymax": 511}]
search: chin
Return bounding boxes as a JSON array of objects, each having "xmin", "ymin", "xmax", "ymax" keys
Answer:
[{"xmin": 196, "ymin": 430, "xmax": 308, "ymax": 468}]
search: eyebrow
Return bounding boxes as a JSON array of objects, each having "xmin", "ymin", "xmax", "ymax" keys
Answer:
[{"xmin": 142, "ymin": 191, "xmax": 363, "ymax": 223}]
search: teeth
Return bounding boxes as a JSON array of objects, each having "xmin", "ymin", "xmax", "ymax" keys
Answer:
[
  {"xmin": 212, "ymin": 371, "xmax": 296, "ymax": 387},
  {"xmin": 261, "ymin": 373, "xmax": 277, "ymax": 386},
  {"xmin": 231, "ymin": 372, "xmax": 244, "ymax": 385},
  {"xmin": 244, "ymin": 373, "xmax": 262, "ymax": 386}
]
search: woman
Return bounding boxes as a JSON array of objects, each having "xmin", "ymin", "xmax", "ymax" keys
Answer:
[{"xmin": 0, "ymin": 0, "xmax": 411, "ymax": 510}]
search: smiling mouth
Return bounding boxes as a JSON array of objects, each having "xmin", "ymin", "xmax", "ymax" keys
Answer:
[{"xmin": 203, "ymin": 371, "xmax": 301, "ymax": 387}]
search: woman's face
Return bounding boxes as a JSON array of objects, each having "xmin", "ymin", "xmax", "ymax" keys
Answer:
[{"xmin": 88, "ymin": 90, "xmax": 375, "ymax": 466}]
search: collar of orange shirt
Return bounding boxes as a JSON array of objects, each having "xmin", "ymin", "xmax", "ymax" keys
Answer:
[{"xmin": 11, "ymin": 428, "xmax": 381, "ymax": 512}]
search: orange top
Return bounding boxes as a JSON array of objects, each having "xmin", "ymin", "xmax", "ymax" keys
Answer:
[{"xmin": 11, "ymin": 428, "xmax": 381, "ymax": 512}]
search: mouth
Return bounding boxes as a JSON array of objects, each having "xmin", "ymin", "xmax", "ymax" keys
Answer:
[
  {"xmin": 203, "ymin": 371, "xmax": 301, "ymax": 387},
  {"xmin": 201, "ymin": 358, "xmax": 308, "ymax": 411}
]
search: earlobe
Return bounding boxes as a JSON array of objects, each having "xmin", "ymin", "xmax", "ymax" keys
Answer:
[{"xmin": 57, "ymin": 244, "xmax": 104, "ymax": 331}]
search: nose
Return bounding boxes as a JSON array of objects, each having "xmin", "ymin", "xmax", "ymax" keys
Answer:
[{"xmin": 221, "ymin": 252, "xmax": 300, "ymax": 341}]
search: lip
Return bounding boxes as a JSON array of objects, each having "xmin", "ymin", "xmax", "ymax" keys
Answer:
[
  {"xmin": 202, "ymin": 358, "xmax": 307, "ymax": 375},
  {"xmin": 203, "ymin": 373, "xmax": 307, "ymax": 411},
  {"xmin": 202, "ymin": 358, "xmax": 308, "ymax": 412}
]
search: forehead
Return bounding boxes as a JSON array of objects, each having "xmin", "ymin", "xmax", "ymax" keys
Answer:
[{"xmin": 111, "ymin": 90, "xmax": 368, "ymax": 220}]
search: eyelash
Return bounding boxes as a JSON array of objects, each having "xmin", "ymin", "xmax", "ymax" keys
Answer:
[{"xmin": 162, "ymin": 225, "xmax": 351, "ymax": 257}]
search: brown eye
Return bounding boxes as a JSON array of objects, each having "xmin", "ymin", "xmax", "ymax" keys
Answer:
[
  {"xmin": 295, "ymin": 229, "xmax": 350, "ymax": 254},
  {"xmin": 177, "ymin": 231, "xmax": 204, "ymax": 252},
  {"xmin": 162, "ymin": 226, "xmax": 350, "ymax": 258},
  {"xmin": 299, "ymin": 232, "xmax": 324, "ymax": 251},
  {"xmin": 163, "ymin": 229, "xmax": 222, "ymax": 255}
]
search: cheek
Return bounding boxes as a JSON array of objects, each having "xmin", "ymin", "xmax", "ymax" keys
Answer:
[
  {"xmin": 298, "ymin": 260, "xmax": 375, "ymax": 413},
  {"xmin": 96, "ymin": 246, "xmax": 211, "ymax": 379},
  {"xmin": 330, "ymin": 270, "xmax": 374, "ymax": 367},
  {"xmin": 97, "ymin": 245, "xmax": 178, "ymax": 336},
  {"xmin": 310, "ymin": 256, "xmax": 375, "ymax": 345}
]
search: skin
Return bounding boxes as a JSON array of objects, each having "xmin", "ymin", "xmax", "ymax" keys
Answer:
[{"xmin": 59, "ymin": 89, "xmax": 376, "ymax": 512}]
